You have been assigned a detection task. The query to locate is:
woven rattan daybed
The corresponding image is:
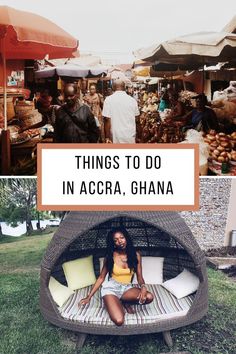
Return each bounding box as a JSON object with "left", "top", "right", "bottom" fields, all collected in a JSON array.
[{"left": 40, "top": 211, "right": 208, "bottom": 349}]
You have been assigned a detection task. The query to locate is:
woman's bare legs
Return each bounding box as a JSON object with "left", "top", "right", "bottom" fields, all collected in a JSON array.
[
  {"left": 121, "top": 287, "right": 154, "bottom": 313},
  {"left": 103, "top": 295, "right": 125, "bottom": 326},
  {"left": 103, "top": 289, "right": 154, "bottom": 324}
]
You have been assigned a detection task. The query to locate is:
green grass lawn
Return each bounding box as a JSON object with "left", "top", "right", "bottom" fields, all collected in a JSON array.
[{"left": 0, "top": 234, "right": 236, "bottom": 354}]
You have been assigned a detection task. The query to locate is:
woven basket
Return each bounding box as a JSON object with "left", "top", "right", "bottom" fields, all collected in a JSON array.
[
  {"left": 15, "top": 102, "right": 35, "bottom": 118},
  {"left": 20, "top": 110, "right": 42, "bottom": 129},
  {"left": 0, "top": 98, "right": 15, "bottom": 120}
]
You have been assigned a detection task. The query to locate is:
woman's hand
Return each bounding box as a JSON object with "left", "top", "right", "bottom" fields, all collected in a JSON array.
[
  {"left": 137, "top": 286, "right": 147, "bottom": 304},
  {"left": 79, "top": 296, "right": 91, "bottom": 306}
]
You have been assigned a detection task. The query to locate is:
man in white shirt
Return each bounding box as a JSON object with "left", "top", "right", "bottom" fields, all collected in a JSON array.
[{"left": 102, "top": 80, "right": 140, "bottom": 143}]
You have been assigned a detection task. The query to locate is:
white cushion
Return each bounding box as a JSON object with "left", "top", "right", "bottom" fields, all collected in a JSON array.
[
  {"left": 162, "top": 269, "right": 200, "bottom": 299},
  {"left": 133, "top": 256, "right": 164, "bottom": 284},
  {"left": 62, "top": 255, "right": 96, "bottom": 290},
  {"left": 48, "top": 276, "right": 74, "bottom": 307}
]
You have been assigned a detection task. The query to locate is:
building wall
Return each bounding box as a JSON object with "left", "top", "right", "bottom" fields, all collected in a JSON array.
[
  {"left": 181, "top": 178, "right": 232, "bottom": 250},
  {"left": 225, "top": 179, "right": 236, "bottom": 246}
]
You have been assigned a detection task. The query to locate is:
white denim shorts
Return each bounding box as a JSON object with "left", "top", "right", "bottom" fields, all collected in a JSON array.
[{"left": 101, "top": 278, "right": 133, "bottom": 299}]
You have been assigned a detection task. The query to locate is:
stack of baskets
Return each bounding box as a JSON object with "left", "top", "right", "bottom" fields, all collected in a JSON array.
[
  {"left": 15, "top": 101, "right": 42, "bottom": 129},
  {"left": 0, "top": 97, "right": 15, "bottom": 121}
]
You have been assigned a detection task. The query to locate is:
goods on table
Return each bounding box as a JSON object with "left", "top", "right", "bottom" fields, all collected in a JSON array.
[
  {"left": 136, "top": 112, "right": 185, "bottom": 143},
  {"left": 179, "top": 90, "right": 198, "bottom": 107},
  {"left": 142, "top": 103, "right": 158, "bottom": 113},
  {"left": 159, "top": 120, "right": 185, "bottom": 143},
  {"left": 1, "top": 99, "right": 43, "bottom": 144},
  {"left": 136, "top": 112, "right": 160, "bottom": 143},
  {"left": 10, "top": 127, "right": 41, "bottom": 145},
  {"left": 159, "top": 108, "right": 172, "bottom": 121},
  {"left": 141, "top": 94, "right": 158, "bottom": 113},
  {"left": 204, "top": 130, "right": 236, "bottom": 175}
]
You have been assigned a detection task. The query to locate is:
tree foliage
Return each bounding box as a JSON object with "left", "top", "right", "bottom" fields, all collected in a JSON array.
[{"left": 0, "top": 179, "right": 37, "bottom": 235}]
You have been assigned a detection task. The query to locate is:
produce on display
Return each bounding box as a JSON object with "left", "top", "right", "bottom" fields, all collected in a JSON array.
[
  {"left": 141, "top": 94, "right": 158, "bottom": 113},
  {"left": 204, "top": 130, "right": 236, "bottom": 174},
  {"left": 136, "top": 112, "right": 185, "bottom": 143},
  {"left": 179, "top": 90, "right": 198, "bottom": 107}
]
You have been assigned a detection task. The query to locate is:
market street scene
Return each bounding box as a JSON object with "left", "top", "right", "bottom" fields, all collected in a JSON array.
[{"left": 0, "top": 1, "right": 236, "bottom": 176}]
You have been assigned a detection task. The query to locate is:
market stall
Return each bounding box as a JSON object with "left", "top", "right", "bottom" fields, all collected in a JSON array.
[
  {"left": 136, "top": 87, "right": 236, "bottom": 175},
  {"left": 134, "top": 31, "right": 236, "bottom": 175},
  {"left": 136, "top": 89, "right": 195, "bottom": 144},
  {"left": 0, "top": 5, "right": 78, "bottom": 175},
  {"left": 0, "top": 92, "right": 54, "bottom": 175},
  {"left": 204, "top": 130, "right": 236, "bottom": 176}
]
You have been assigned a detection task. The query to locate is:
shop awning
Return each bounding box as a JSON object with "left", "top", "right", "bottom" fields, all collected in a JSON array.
[
  {"left": 35, "top": 64, "right": 108, "bottom": 79},
  {"left": 134, "top": 32, "right": 236, "bottom": 67}
]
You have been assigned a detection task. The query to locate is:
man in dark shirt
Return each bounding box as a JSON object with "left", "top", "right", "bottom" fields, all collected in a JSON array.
[{"left": 54, "top": 84, "right": 99, "bottom": 143}]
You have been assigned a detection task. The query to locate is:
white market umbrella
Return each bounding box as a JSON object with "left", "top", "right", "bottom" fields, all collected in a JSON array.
[{"left": 134, "top": 32, "right": 236, "bottom": 68}]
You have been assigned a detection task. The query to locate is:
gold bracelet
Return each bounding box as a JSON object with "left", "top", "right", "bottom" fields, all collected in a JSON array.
[{"left": 140, "top": 284, "right": 146, "bottom": 288}]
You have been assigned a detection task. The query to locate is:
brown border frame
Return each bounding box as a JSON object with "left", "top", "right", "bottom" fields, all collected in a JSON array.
[{"left": 37, "top": 143, "right": 199, "bottom": 211}]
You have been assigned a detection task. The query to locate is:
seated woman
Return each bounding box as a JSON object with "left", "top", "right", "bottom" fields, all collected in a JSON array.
[
  {"left": 169, "top": 92, "right": 185, "bottom": 120},
  {"left": 183, "top": 93, "right": 219, "bottom": 133},
  {"left": 79, "top": 227, "right": 154, "bottom": 326}
]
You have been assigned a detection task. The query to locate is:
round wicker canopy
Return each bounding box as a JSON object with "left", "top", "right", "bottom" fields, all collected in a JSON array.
[
  {"left": 42, "top": 211, "right": 205, "bottom": 269},
  {"left": 40, "top": 211, "right": 208, "bottom": 338}
]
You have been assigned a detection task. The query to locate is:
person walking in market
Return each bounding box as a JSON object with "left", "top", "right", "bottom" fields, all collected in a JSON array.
[
  {"left": 54, "top": 84, "right": 99, "bottom": 143},
  {"left": 102, "top": 79, "right": 140, "bottom": 144},
  {"left": 84, "top": 84, "right": 104, "bottom": 142}
]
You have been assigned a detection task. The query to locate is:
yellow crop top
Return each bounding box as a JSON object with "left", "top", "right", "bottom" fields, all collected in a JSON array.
[{"left": 112, "top": 263, "right": 134, "bottom": 284}]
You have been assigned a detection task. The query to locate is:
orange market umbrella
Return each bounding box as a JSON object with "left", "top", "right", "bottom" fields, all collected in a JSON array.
[
  {"left": 0, "top": 6, "right": 78, "bottom": 174},
  {"left": 0, "top": 6, "right": 78, "bottom": 60}
]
